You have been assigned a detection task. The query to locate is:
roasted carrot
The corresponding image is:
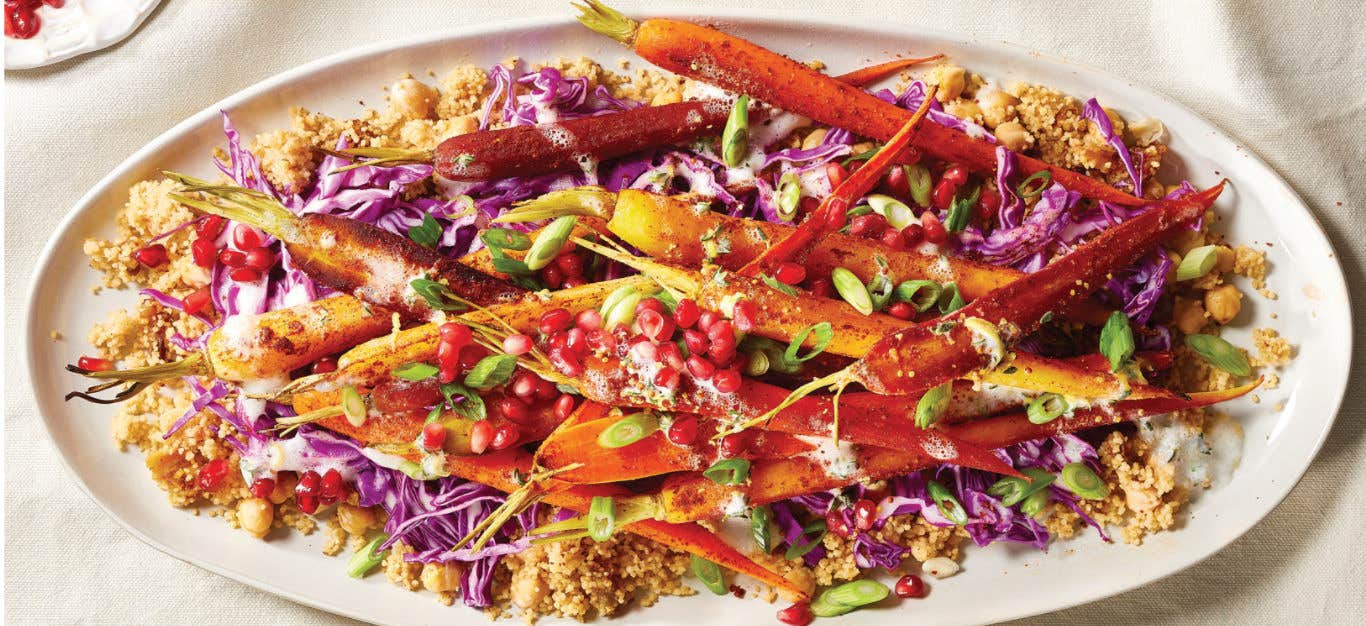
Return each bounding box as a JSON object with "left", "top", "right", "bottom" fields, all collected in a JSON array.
[
  {"left": 576, "top": 1, "right": 1147, "bottom": 207},
  {"left": 833, "top": 55, "right": 944, "bottom": 87},
  {"left": 67, "top": 295, "right": 393, "bottom": 402}
]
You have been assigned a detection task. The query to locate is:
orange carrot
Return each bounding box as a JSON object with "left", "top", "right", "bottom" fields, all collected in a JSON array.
[{"left": 833, "top": 55, "right": 945, "bottom": 87}]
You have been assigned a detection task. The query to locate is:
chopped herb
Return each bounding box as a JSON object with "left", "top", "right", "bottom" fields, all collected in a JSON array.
[
  {"left": 1099, "top": 311, "right": 1136, "bottom": 371},
  {"left": 480, "top": 228, "right": 532, "bottom": 251},
  {"left": 410, "top": 277, "right": 468, "bottom": 312},
  {"left": 463, "top": 354, "right": 519, "bottom": 390},
  {"left": 440, "top": 382, "right": 486, "bottom": 420},
  {"left": 407, "top": 214, "right": 442, "bottom": 249},
  {"left": 761, "top": 274, "right": 799, "bottom": 296},
  {"left": 944, "top": 185, "right": 980, "bottom": 233},
  {"left": 393, "top": 362, "right": 439, "bottom": 381}
]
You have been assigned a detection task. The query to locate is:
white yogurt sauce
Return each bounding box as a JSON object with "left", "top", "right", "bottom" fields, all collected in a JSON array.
[{"left": 1137, "top": 412, "right": 1244, "bottom": 489}]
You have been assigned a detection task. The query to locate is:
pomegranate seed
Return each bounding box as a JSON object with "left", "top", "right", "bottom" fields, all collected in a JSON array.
[
  {"left": 797, "top": 196, "right": 821, "bottom": 219},
  {"left": 76, "top": 356, "right": 113, "bottom": 372},
  {"left": 250, "top": 477, "right": 276, "bottom": 500},
  {"left": 824, "top": 509, "right": 851, "bottom": 538},
  {"left": 629, "top": 339, "right": 658, "bottom": 364},
  {"left": 7, "top": 7, "right": 39, "bottom": 39},
  {"left": 824, "top": 204, "right": 849, "bottom": 231},
  {"left": 575, "top": 308, "right": 602, "bottom": 331},
  {"left": 498, "top": 396, "right": 531, "bottom": 423},
  {"left": 132, "top": 244, "right": 168, "bottom": 268},
  {"left": 553, "top": 394, "right": 576, "bottom": 420},
  {"left": 438, "top": 364, "right": 457, "bottom": 384},
  {"left": 491, "top": 423, "right": 521, "bottom": 450},
  {"left": 197, "top": 458, "right": 229, "bottom": 491},
  {"left": 658, "top": 342, "right": 685, "bottom": 370},
  {"left": 673, "top": 298, "right": 700, "bottom": 328},
  {"left": 440, "top": 322, "right": 473, "bottom": 346},
  {"left": 941, "top": 164, "right": 969, "bottom": 186},
  {"left": 438, "top": 340, "right": 460, "bottom": 368},
  {"left": 197, "top": 215, "right": 226, "bottom": 240},
  {"left": 884, "top": 164, "right": 912, "bottom": 200},
  {"left": 696, "top": 310, "right": 719, "bottom": 333},
  {"left": 635, "top": 298, "right": 666, "bottom": 317},
  {"left": 547, "top": 330, "right": 570, "bottom": 352},
  {"left": 667, "top": 415, "right": 699, "bottom": 445},
  {"left": 977, "top": 188, "right": 1001, "bottom": 221},
  {"left": 458, "top": 345, "right": 489, "bottom": 371},
  {"left": 887, "top": 301, "right": 915, "bottom": 320},
  {"left": 894, "top": 574, "right": 927, "bottom": 599},
  {"left": 808, "top": 277, "right": 834, "bottom": 298},
  {"left": 585, "top": 328, "right": 616, "bottom": 353},
  {"left": 244, "top": 246, "right": 275, "bottom": 271},
  {"left": 541, "top": 264, "right": 564, "bottom": 289},
  {"left": 182, "top": 287, "right": 212, "bottom": 315},
  {"left": 312, "top": 357, "right": 338, "bottom": 374},
  {"left": 921, "top": 213, "right": 948, "bottom": 244},
  {"left": 774, "top": 262, "right": 806, "bottom": 285},
  {"left": 853, "top": 498, "right": 877, "bottom": 531},
  {"left": 232, "top": 224, "right": 261, "bottom": 250},
  {"left": 825, "top": 162, "right": 848, "bottom": 188},
  {"left": 713, "top": 369, "right": 742, "bottom": 393},
  {"left": 732, "top": 300, "right": 757, "bottom": 333},
  {"left": 706, "top": 320, "right": 736, "bottom": 349},
  {"left": 642, "top": 307, "right": 680, "bottom": 341},
  {"left": 682, "top": 329, "right": 710, "bottom": 355},
  {"left": 880, "top": 228, "right": 907, "bottom": 250},
  {"left": 902, "top": 223, "right": 925, "bottom": 246},
  {"left": 535, "top": 377, "right": 558, "bottom": 401},
  {"left": 296, "top": 470, "right": 321, "bottom": 514},
  {"left": 191, "top": 237, "right": 218, "bottom": 268},
  {"left": 653, "top": 366, "right": 681, "bottom": 391},
  {"left": 469, "top": 420, "right": 494, "bottom": 454},
  {"left": 549, "top": 346, "right": 584, "bottom": 377},
  {"left": 511, "top": 372, "right": 538, "bottom": 400},
  {"left": 554, "top": 253, "right": 584, "bottom": 278},
  {"left": 319, "top": 468, "right": 344, "bottom": 505},
  {"left": 932, "top": 179, "right": 958, "bottom": 211},
  {"left": 564, "top": 327, "right": 589, "bottom": 355},
  {"left": 538, "top": 308, "right": 574, "bottom": 335},
  {"left": 230, "top": 268, "right": 261, "bottom": 282},
  {"left": 502, "top": 333, "right": 533, "bottom": 356},
  {"left": 422, "top": 422, "right": 447, "bottom": 451},
  {"left": 685, "top": 354, "right": 715, "bottom": 380},
  {"left": 719, "top": 430, "right": 753, "bottom": 456},
  {"left": 708, "top": 344, "right": 737, "bottom": 366},
  {"left": 849, "top": 213, "right": 888, "bottom": 239},
  {"left": 776, "top": 603, "right": 814, "bottom": 626},
  {"left": 218, "top": 249, "right": 246, "bottom": 268}
]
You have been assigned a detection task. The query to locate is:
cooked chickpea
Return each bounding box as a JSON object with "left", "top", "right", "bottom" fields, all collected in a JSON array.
[
  {"left": 268, "top": 471, "right": 297, "bottom": 505},
  {"left": 389, "top": 78, "right": 438, "bottom": 120},
  {"left": 650, "top": 90, "right": 682, "bottom": 106},
  {"left": 976, "top": 88, "right": 1019, "bottom": 127},
  {"left": 801, "top": 127, "right": 828, "bottom": 151},
  {"left": 1127, "top": 117, "right": 1165, "bottom": 145},
  {"left": 850, "top": 141, "right": 875, "bottom": 155},
  {"left": 510, "top": 568, "right": 548, "bottom": 608},
  {"left": 1168, "top": 229, "right": 1205, "bottom": 256},
  {"left": 237, "top": 497, "right": 274, "bottom": 539},
  {"left": 421, "top": 562, "right": 464, "bottom": 593},
  {"left": 337, "top": 503, "right": 377, "bottom": 536},
  {"left": 943, "top": 99, "right": 982, "bottom": 122},
  {"left": 931, "top": 65, "right": 967, "bottom": 102},
  {"left": 994, "top": 121, "right": 1030, "bottom": 152},
  {"left": 1213, "top": 245, "right": 1236, "bottom": 273},
  {"left": 1173, "top": 297, "right": 1207, "bottom": 335},
  {"left": 1204, "top": 284, "right": 1243, "bottom": 324}
]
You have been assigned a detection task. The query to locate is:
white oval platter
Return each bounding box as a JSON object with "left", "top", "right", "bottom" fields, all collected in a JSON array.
[{"left": 22, "top": 11, "right": 1351, "bottom": 626}]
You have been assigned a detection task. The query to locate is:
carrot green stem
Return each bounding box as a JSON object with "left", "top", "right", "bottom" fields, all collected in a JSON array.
[
  {"left": 494, "top": 187, "right": 617, "bottom": 224},
  {"left": 572, "top": 0, "right": 639, "bottom": 45}
]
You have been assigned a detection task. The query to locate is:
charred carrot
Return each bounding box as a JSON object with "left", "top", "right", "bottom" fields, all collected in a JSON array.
[
  {"left": 833, "top": 55, "right": 944, "bottom": 87},
  {"left": 575, "top": 1, "right": 1147, "bottom": 207},
  {"left": 737, "top": 87, "right": 935, "bottom": 277},
  {"left": 67, "top": 295, "right": 392, "bottom": 402}
]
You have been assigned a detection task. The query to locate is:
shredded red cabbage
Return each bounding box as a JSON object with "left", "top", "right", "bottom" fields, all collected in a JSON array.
[
  {"left": 1081, "top": 98, "right": 1141, "bottom": 193},
  {"left": 874, "top": 81, "right": 995, "bottom": 141}
]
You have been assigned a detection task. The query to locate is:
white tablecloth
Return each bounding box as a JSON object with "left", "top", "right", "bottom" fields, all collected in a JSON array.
[{"left": 6, "top": 1, "right": 1365, "bottom": 623}]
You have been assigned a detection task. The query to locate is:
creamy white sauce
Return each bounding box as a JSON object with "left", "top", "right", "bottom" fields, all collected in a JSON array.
[
  {"left": 239, "top": 434, "right": 363, "bottom": 485},
  {"left": 722, "top": 492, "right": 750, "bottom": 518},
  {"left": 797, "top": 434, "right": 859, "bottom": 479},
  {"left": 1137, "top": 412, "right": 1244, "bottom": 489}
]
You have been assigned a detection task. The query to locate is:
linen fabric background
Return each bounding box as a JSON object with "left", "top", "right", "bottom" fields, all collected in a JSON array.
[{"left": 5, "top": 1, "right": 1364, "bottom": 623}]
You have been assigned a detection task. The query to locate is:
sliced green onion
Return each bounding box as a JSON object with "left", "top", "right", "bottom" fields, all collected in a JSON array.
[
  {"left": 776, "top": 171, "right": 801, "bottom": 222},
  {"left": 915, "top": 381, "right": 952, "bottom": 429},
  {"left": 937, "top": 281, "right": 965, "bottom": 314},
  {"left": 866, "top": 194, "right": 915, "bottom": 230},
  {"left": 392, "top": 362, "right": 438, "bottom": 381},
  {"left": 866, "top": 274, "right": 895, "bottom": 312},
  {"left": 844, "top": 204, "right": 874, "bottom": 219},
  {"left": 586, "top": 495, "right": 616, "bottom": 542},
  {"left": 744, "top": 349, "right": 771, "bottom": 377},
  {"left": 340, "top": 385, "right": 366, "bottom": 427},
  {"left": 927, "top": 480, "right": 968, "bottom": 525},
  {"left": 603, "top": 290, "right": 645, "bottom": 330},
  {"left": 599, "top": 283, "right": 638, "bottom": 317},
  {"left": 691, "top": 555, "right": 727, "bottom": 595},
  {"left": 596, "top": 412, "right": 659, "bottom": 448},
  {"left": 721, "top": 95, "right": 750, "bottom": 167},
  {"left": 1176, "top": 245, "right": 1219, "bottom": 281},
  {"left": 1016, "top": 171, "right": 1052, "bottom": 199},
  {"left": 463, "top": 354, "right": 518, "bottom": 390},
  {"left": 831, "top": 267, "right": 873, "bottom": 315},
  {"left": 944, "top": 185, "right": 980, "bottom": 233},
  {"left": 480, "top": 227, "right": 532, "bottom": 251},
  {"left": 783, "top": 322, "right": 834, "bottom": 364},
  {"left": 1060, "top": 462, "right": 1109, "bottom": 500},
  {"left": 906, "top": 164, "right": 932, "bottom": 207},
  {"left": 347, "top": 533, "right": 391, "bottom": 578},
  {"left": 751, "top": 506, "right": 774, "bottom": 552},
  {"left": 812, "top": 579, "right": 890, "bottom": 617},
  {"left": 895, "top": 279, "right": 941, "bottom": 312},
  {"left": 1027, "top": 393, "right": 1069, "bottom": 424},
  {"left": 703, "top": 458, "right": 751, "bottom": 485},
  {"left": 1099, "top": 310, "right": 1135, "bottom": 372},
  {"left": 987, "top": 468, "right": 1056, "bottom": 506},
  {"left": 1020, "top": 488, "right": 1051, "bottom": 517},
  {"left": 1185, "top": 333, "right": 1251, "bottom": 376},
  {"left": 523, "top": 215, "right": 577, "bottom": 271}
]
